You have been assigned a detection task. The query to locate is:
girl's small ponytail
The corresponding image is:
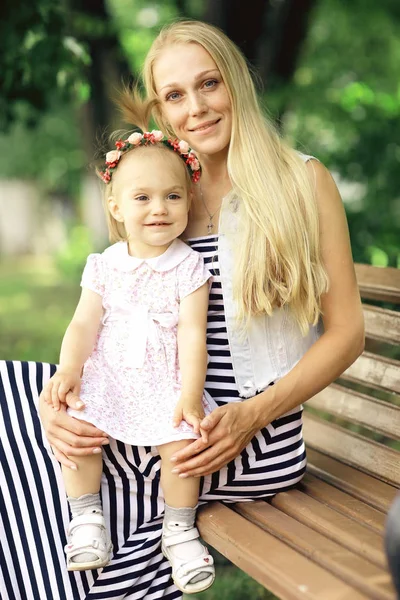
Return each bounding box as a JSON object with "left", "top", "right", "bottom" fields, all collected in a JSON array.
[{"left": 116, "top": 85, "right": 157, "bottom": 133}]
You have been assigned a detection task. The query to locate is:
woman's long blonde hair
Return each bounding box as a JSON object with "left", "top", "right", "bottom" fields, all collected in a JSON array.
[{"left": 143, "top": 20, "right": 329, "bottom": 333}]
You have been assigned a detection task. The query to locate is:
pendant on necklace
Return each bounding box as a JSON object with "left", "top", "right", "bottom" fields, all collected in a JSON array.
[{"left": 207, "top": 219, "right": 214, "bottom": 234}]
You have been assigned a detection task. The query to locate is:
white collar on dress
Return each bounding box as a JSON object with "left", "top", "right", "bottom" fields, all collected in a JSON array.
[{"left": 102, "top": 238, "right": 193, "bottom": 272}]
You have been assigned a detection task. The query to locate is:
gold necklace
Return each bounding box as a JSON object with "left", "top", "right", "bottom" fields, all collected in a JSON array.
[{"left": 198, "top": 184, "right": 222, "bottom": 234}]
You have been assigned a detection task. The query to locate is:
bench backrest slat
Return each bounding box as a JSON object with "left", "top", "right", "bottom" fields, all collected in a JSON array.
[
  {"left": 363, "top": 305, "right": 400, "bottom": 344},
  {"left": 355, "top": 264, "right": 400, "bottom": 303},
  {"left": 307, "top": 383, "right": 400, "bottom": 439},
  {"left": 307, "top": 448, "right": 397, "bottom": 512},
  {"left": 305, "top": 264, "right": 400, "bottom": 483},
  {"left": 343, "top": 352, "right": 400, "bottom": 394},
  {"left": 303, "top": 413, "right": 400, "bottom": 486}
]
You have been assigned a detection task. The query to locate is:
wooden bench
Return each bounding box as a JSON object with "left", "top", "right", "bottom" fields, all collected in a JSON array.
[{"left": 198, "top": 263, "right": 400, "bottom": 600}]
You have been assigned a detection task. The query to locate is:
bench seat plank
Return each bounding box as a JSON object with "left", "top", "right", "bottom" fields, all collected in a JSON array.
[
  {"left": 198, "top": 263, "right": 400, "bottom": 599},
  {"left": 307, "top": 448, "right": 398, "bottom": 512},
  {"left": 307, "top": 384, "right": 400, "bottom": 439},
  {"left": 343, "top": 352, "right": 400, "bottom": 394},
  {"left": 299, "top": 473, "right": 386, "bottom": 534},
  {"left": 303, "top": 413, "right": 400, "bottom": 485},
  {"left": 270, "top": 489, "right": 386, "bottom": 568},
  {"left": 197, "top": 502, "right": 369, "bottom": 600},
  {"left": 235, "top": 502, "right": 395, "bottom": 600}
]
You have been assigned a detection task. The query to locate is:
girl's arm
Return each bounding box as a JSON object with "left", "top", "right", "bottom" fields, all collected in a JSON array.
[
  {"left": 169, "top": 161, "right": 365, "bottom": 477},
  {"left": 42, "top": 288, "right": 103, "bottom": 410},
  {"left": 173, "top": 281, "right": 209, "bottom": 440}
]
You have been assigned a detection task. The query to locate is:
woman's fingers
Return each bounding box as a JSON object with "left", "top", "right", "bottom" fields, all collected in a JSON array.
[
  {"left": 200, "top": 408, "right": 224, "bottom": 431},
  {"left": 170, "top": 436, "right": 208, "bottom": 462},
  {"left": 50, "top": 432, "right": 104, "bottom": 457},
  {"left": 42, "top": 384, "right": 52, "bottom": 405},
  {"left": 46, "top": 403, "right": 107, "bottom": 439},
  {"left": 177, "top": 450, "right": 234, "bottom": 478},
  {"left": 50, "top": 445, "right": 78, "bottom": 470},
  {"left": 49, "top": 426, "right": 107, "bottom": 450},
  {"left": 200, "top": 426, "right": 209, "bottom": 444},
  {"left": 39, "top": 395, "right": 108, "bottom": 450}
]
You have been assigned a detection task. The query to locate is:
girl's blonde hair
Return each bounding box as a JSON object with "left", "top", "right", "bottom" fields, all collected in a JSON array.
[
  {"left": 143, "top": 20, "right": 329, "bottom": 333},
  {"left": 101, "top": 89, "right": 192, "bottom": 243}
]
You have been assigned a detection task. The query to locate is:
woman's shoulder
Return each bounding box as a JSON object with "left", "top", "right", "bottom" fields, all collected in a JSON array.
[{"left": 297, "top": 151, "right": 319, "bottom": 164}]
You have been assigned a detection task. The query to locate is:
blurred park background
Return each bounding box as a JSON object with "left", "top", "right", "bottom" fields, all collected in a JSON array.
[
  {"left": 1, "top": 0, "right": 400, "bottom": 364},
  {"left": 1, "top": 1, "right": 399, "bottom": 597}
]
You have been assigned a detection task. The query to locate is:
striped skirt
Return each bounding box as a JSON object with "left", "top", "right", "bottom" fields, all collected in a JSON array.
[{"left": 0, "top": 361, "right": 306, "bottom": 600}]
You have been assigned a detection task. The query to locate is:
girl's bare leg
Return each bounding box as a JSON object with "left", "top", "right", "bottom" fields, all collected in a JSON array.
[
  {"left": 158, "top": 440, "right": 200, "bottom": 508},
  {"left": 157, "top": 440, "right": 214, "bottom": 591},
  {"left": 62, "top": 453, "right": 112, "bottom": 568},
  {"left": 62, "top": 453, "right": 103, "bottom": 498}
]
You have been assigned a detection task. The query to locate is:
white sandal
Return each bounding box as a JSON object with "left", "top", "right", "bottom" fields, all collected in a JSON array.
[
  {"left": 161, "top": 526, "right": 215, "bottom": 594},
  {"left": 65, "top": 513, "right": 113, "bottom": 571}
]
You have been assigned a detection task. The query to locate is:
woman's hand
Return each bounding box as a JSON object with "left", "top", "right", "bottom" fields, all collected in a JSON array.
[
  {"left": 170, "top": 399, "right": 263, "bottom": 477},
  {"left": 38, "top": 390, "right": 109, "bottom": 470}
]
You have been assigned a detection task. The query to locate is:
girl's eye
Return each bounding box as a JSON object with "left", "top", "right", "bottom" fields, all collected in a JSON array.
[
  {"left": 166, "top": 91, "right": 181, "bottom": 102},
  {"left": 135, "top": 195, "right": 149, "bottom": 202},
  {"left": 168, "top": 193, "right": 181, "bottom": 200}
]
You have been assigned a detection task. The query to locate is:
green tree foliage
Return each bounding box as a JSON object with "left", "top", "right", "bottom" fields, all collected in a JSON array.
[
  {"left": 0, "top": 0, "right": 89, "bottom": 130},
  {"left": 275, "top": 0, "right": 400, "bottom": 265},
  {"left": 0, "top": 0, "right": 398, "bottom": 264}
]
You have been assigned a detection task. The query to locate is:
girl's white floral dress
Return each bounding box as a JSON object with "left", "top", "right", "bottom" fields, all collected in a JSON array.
[{"left": 69, "top": 239, "right": 215, "bottom": 445}]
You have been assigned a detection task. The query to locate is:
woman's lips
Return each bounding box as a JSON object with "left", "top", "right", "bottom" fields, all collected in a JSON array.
[{"left": 190, "top": 119, "right": 220, "bottom": 134}]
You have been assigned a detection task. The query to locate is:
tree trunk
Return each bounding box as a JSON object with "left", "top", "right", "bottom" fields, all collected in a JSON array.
[
  {"left": 203, "top": 0, "right": 317, "bottom": 89},
  {"left": 67, "top": 0, "right": 133, "bottom": 244}
]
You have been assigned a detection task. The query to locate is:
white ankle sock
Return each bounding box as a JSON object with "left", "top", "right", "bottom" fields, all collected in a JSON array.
[
  {"left": 67, "top": 493, "right": 103, "bottom": 563},
  {"left": 68, "top": 493, "right": 102, "bottom": 519}
]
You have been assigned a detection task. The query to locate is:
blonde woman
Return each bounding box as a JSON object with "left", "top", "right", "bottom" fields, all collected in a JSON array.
[{"left": 4, "top": 19, "right": 364, "bottom": 600}]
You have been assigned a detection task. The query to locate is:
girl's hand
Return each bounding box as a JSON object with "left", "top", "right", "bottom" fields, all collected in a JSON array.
[
  {"left": 38, "top": 390, "right": 109, "bottom": 469},
  {"left": 170, "top": 400, "right": 263, "bottom": 477},
  {"left": 42, "top": 369, "right": 81, "bottom": 412},
  {"left": 173, "top": 395, "right": 208, "bottom": 443}
]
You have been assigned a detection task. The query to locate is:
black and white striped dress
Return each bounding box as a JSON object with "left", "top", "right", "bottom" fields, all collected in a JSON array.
[{"left": 0, "top": 235, "right": 306, "bottom": 600}]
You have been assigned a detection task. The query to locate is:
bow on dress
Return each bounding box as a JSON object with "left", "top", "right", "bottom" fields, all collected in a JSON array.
[{"left": 103, "top": 304, "right": 179, "bottom": 368}]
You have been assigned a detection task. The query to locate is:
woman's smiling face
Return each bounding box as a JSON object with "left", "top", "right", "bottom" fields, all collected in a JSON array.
[{"left": 153, "top": 43, "right": 232, "bottom": 159}]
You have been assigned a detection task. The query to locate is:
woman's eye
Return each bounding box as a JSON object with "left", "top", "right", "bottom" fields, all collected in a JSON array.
[
  {"left": 166, "top": 91, "right": 181, "bottom": 101},
  {"left": 204, "top": 79, "right": 218, "bottom": 89}
]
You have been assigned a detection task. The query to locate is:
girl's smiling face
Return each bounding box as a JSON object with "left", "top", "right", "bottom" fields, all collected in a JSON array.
[
  {"left": 153, "top": 43, "right": 232, "bottom": 160},
  {"left": 108, "top": 148, "right": 190, "bottom": 258}
]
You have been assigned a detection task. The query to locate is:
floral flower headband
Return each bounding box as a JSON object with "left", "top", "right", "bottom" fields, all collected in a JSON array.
[{"left": 98, "top": 130, "right": 201, "bottom": 184}]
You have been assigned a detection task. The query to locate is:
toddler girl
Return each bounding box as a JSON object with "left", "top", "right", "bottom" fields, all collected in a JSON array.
[{"left": 42, "top": 128, "right": 216, "bottom": 594}]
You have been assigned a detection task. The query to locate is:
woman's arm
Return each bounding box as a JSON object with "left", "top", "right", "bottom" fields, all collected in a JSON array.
[
  {"left": 170, "top": 161, "right": 365, "bottom": 477},
  {"left": 173, "top": 282, "right": 209, "bottom": 440}
]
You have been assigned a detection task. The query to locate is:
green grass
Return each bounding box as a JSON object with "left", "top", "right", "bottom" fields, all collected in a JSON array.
[
  {"left": 184, "top": 550, "right": 277, "bottom": 599},
  {"left": 0, "top": 257, "right": 80, "bottom": 363}
]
